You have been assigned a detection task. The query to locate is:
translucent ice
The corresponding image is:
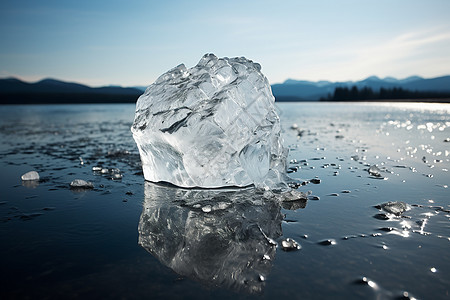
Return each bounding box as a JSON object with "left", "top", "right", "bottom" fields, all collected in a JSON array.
[
  {"left": 131, "top": 54, "right": 287, "bottom": 189},
  {"left": 379, "top": 201, "right": 410, "bottom": 215},
  {"left": 368, "top": 165, "right": 381, "bottom": 177},
  {"left": 69, "top": 179, "right": 94, "bottom": 189},
  {"left": 281, "top": 238, "right": 301, "bottom": 251},
  {"left": 21, "top": 171, "right": 39, "bottom": 181}
]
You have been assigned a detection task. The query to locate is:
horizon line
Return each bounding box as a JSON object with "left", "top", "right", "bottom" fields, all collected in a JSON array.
[{"left": 2, "top": 73, "right": 450, "bottom": 89}]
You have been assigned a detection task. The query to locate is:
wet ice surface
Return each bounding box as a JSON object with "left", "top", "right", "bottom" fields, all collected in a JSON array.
[{"left": 0, "top": 103, "right": 449, "bottom": 299}]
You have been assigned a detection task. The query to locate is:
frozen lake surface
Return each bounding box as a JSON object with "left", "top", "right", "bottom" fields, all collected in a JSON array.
[{"left": 0, "top": 102, "right": 449, "bottom": 299}]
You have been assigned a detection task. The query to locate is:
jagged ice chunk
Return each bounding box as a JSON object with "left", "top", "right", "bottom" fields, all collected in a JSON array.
[{"left": 131, "top": 54, "right": 287, "bottom": 188}]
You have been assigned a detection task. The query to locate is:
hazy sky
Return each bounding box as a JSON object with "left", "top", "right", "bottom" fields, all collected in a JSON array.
[{"left": 1, "top": 0, "right": 449, "bottom": 86}]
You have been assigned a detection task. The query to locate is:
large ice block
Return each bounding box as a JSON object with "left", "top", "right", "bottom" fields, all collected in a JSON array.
[{"left": 131, "top": 54, "right": 287, "bottom": 188}]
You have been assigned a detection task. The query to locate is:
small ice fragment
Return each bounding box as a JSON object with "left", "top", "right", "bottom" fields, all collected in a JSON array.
[
  {"left": 111, "top": 173, "right": 123, "bottom": 180},
  {"left": 101, "top": 168, "right": 109, "bottom": 174},
  {"left": 258, "top": 274, "right": 265, "bottom": 282},
  {"left": 21, "top": 171, "right": 39, "bottom": 181},
  {"left": 79, "top": 157, "right": 84, "bottom": 165},
  {"left": 310, "top": 178, "right": 321, "bottom": 184},
  {"left": 262, "top": 254, "right": 271, "bottom": 260},
  {"left": 378, "top": 201, "right": 410, "bottom": 215},
  {"left": 92, "top": 166, "right": 102, "bottom": 171},
  {"left": 70, "top": 179, "right": 94, "bottom": 189},
  {"left": 357, "top": 276, "right": 377, "bottom": 289},
  {"left": 430, "top": 267, "right": 437, "bottom": 273},
  {"left": 281, "top": 238, "right": 301, "bottom": 251},
  {"left": 401, "top": 291, "right": 417, "bottom": 300},
  {"left": 318, "top": 239, "right": 336, "bottom": 246},
  {"left": 201, "top": 205, "right": 212, "bottom": 213},
  {"left": 368, "top": 165, "right": 382, "bottom": 177}
]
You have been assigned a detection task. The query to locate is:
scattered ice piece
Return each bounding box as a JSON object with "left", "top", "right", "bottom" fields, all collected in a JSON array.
[
  {"left": 377, "top": 201, "right": 410, "bottom": 215},
  {"left": 111, "top": 173, "right": 123, "bottom": 180},
  {"left": 379, "top": 227, "right": 395, "bottom": 232},
  {"left": 430, "top": 267, "right": 437, "bottom": 273},
  {"left": 201, "top": 205, "right": 212, "bottom": 213},
  {"left": 357, "top": 276, "right": 378, "bottom": 289},
  {"left": 101, "top": 168, "right": 109, "bottom": 174},
  {"left": 281, "top": 238, "right": 301, "bottom": 251},
  {"left": 70, "top": 179, "right": 94, "bottom": 189},
  {"left": 368, "top": 165, "right": 382, "bottom": 177},
  {"left": 262, "top": 254, "right": 271, "bottom": 260},
  {"left": 318, "top": 239, "right": 336, "bottom": 246},
  {"left": 258, "top": 274, "right": 265, "bottom": 282},
  {"left": 21, "top": 171, "right": 39, "bottom": 181},
  {"left": 131, "top": 53, "right": 288, "bottom": 189},
  {"left": 310, "top": 178, "right": 321, "bottom": 184},
  {"left": 401, "top": 291, "right": 417, "bottom": 300},
  {"left": 92, "top": 166, "right": 102, "bottom": 171}
]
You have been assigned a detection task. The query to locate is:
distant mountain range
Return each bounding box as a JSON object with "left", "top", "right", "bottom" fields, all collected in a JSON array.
[
  {"left": 272, "top": 75, "right": 450, "bottom": 101},
  {"left": 1, "top": 75, "right": 450, "bottom": 104},
  {"left": 0, "top": 77, "right": 143, "bottom": 104}
]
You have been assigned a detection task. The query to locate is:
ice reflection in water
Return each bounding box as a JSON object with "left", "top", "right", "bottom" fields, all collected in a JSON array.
[{"left": 138, "top": 182, "right": 285, "bottom": 293}]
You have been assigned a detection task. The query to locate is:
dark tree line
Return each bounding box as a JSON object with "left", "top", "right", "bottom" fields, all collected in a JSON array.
[{"left": 322, "top": 86, "right": 450, "bottom": 102}]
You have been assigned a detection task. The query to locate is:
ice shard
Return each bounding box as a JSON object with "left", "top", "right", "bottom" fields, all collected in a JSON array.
[{"left": 131, "top": 54, "right": 287, "bottom": 188}]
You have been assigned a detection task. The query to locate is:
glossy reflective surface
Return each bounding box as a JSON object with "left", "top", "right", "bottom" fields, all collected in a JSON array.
[{"left": 0, "top": 103, "right": 448, "bottom": 299}]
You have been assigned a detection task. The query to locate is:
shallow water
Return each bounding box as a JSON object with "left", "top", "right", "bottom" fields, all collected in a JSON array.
[{"left": 0, "top": 102, "right": 448, "bottom": 299}]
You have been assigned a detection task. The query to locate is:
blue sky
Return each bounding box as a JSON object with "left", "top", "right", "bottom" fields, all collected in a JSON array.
[{"left": 1, "top": 0, "right": 449, "bottom": 86}]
